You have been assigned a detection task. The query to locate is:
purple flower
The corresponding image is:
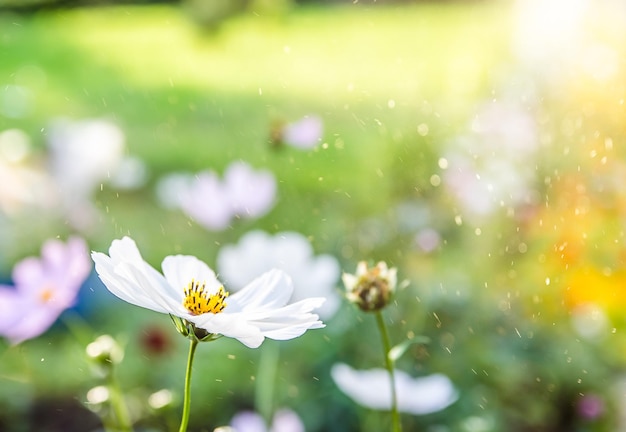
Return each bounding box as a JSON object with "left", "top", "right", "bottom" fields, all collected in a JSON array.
[
  {"left": 577, "top": 394, "right": 604, "bottom": 420},
  {"left": 156, "top": 161, "right": 277, "bottom": 231},
  {"left": 0, "top": 236, "right": 91, "bottom": 344},
  {"left": 223, "top": 162, "right": 277, "bottom": 220},
  {"left": 179, "top": 170, "right": 233, "bottom": 231}
]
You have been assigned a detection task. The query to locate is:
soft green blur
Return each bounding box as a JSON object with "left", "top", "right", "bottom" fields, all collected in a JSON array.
[{"left": 1, "top": 1, "right": 625, "bottom": 431}]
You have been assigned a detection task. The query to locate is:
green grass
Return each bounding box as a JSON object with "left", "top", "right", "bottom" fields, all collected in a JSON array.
[{"left": 0, "top": 1, "right": 511, "bottom": 266}]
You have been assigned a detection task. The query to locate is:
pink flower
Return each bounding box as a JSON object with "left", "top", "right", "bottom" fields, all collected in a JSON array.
[
  {"left": 577, "top": 394, "right": 604, "bottom": 420},
  {"left": 156, "top": 161, "right": 277, "bottom": 231},
  {"left": 281, "top": 115, "right": 323, "bottom": 150},
  {"left": 0, "top": 236, "right": 91, "bottom": 344}
]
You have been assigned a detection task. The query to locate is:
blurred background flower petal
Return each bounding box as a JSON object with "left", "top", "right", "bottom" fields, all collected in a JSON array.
[
  {"left": 331, "top": 363, "right": 457, "bottom": 415},
  {"left": 217, "top": 230, "right": 340, "bottom": 319}
]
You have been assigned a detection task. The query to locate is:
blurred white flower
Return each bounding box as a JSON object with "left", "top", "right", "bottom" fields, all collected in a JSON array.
[
  {"left": 45, "top": 118, "right": 146, "bottom": 229},
  {"left": 107, "top": 155, "right": 148, "bottom": 190},
  {"left": 0, "top": 129, "right": 56, "bottom": 215},
  {"left": 92, "top": 236, "right": 324, "bottom": 348},
  {"left": 217, "top": 230, "right": 341, "bottom": 319},
  {"left": 331, "top": 363, "right": 457, "bottom": 415},
  {"left": 229, "top": 409, "right": 305, "bottom": 432},
  {"left": 155, "top": 172, "right": 193, "bottom": 210},
  {"left": 281, "top": 115, "right": 323, "bottom": 149},
  {"left": 443, "top": 100, "right": 539, "bottom": 217},
  {"left": 46, "top": 118, "right": 126, "bottom": 200},
  {"left": 156, "top": 161, "right": 277, "bottom": 231}
]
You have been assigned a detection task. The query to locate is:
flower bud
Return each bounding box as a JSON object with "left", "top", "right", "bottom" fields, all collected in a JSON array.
[
  {"left": 342, "top": 261, "right": 397, "bottom": 312},
  {"left": 86, "top": 334, "right": 124, "bottom": 378}
]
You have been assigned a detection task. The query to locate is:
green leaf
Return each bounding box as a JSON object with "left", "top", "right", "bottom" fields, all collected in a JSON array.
[{"left": 388, "top": 335, "right": 430, "bottom": 362}]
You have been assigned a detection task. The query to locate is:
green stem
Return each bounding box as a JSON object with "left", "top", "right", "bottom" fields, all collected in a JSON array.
[
  {"left": 376, "top": 311, "right": 401, "bottom": 432},
  {"left": 254, "top": 340, "right": 280, "bottom": 425},
  {"left": 109, "top": 371, "right": 133, "bottom": 432},
  {"left": 179, "top": 338, "right": 199, "bottom": 432}
]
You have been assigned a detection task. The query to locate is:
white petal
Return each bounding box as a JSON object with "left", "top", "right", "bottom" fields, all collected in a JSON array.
[
  {"left": 341, "top": 273, "right": 358, "bottom": 291},
  {"left": 92, "top": 237, "right": 182, "bottom": 314},
  {"left": 191, "top": 312, "right": 264, "bottom": 348},
  {"left": 230, "top": 411, "right": 267, "bottom": 432},
  {"left": 234, "top": 297, "right": 325, "bottom": 340},
  {"left": 331, "top": 363, "right": 457, "bottom": 415},
  {"left": 270, "top": 409, "right": 305, "bottom": 432},
  {"left": 228, "top": 269, "right": 293, "bottom": 312},
  {"left": 162, "top": 255, "right": 222, "bottom": 295},
  {"left": 191, "top": 290, "right": 324, "bottom": 347}
]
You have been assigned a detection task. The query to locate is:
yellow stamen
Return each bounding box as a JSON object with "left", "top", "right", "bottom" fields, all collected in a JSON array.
[
  {"left": 39, "top": 286, "right": 54, "bottom": 303},
  {"left": 183, "top": 279, "right": 229, "bottom": 315}
]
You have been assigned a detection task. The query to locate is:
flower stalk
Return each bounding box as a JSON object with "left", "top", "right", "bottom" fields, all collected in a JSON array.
[
  {"left": 109, "top": 371, "right": 133, "bottom": 432},
  {"left": 254, "top": 340, "right": 280, "bottom": 426},
  {"left": 376, "top": 311, "right": 401, "bottom": 432},
  {"left": 179, "top": 337, "right": 199, "bottom": 432}
]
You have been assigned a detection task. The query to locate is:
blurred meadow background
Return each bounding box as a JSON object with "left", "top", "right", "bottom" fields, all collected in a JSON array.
[{"left": 1, "top": 0, "right": 626, "bottom": 430}]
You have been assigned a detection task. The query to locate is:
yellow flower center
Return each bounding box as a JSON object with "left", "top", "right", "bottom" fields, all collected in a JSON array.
[
  {"left": 39, "top": 286, "right": 54, "bottom": 303},
  {"left": 183, "top": 279, "right": 229, "bottom": 315}
]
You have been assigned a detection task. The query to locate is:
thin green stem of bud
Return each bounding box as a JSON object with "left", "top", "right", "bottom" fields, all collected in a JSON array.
[{"left": 376, "top": 311, "right": 402, "bottom": 432}]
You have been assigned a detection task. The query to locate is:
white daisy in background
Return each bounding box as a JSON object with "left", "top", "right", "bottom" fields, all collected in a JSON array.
[
  {"left": 331, "top": 363, "right": 457, "bottom": 415},
  {"left": 155, "top": 161, "right": 277, "bottom": 231},
  {"left": 227, "top": 408, "right": 305, "bottom": 432},
  {"left": 46, "top": 118, "right": 126, "bottom": 200},
  {"left": 45, "top": 118, "right": 147, "bottom": 230},
  {"left": 217, "top": 230, "right": 341, "bottom": 319},
  {"left": 91, "top": 237, "right": 325, "bottom": 348}
]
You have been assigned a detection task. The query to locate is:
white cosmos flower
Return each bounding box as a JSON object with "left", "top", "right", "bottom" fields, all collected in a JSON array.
[
  {"left": 217, "top": 230, "right": 340, "bottom": 319},
  {"left": 331, "top": 363, "right": 457, "bottom": 415},
  {"left": 91, "top": 237, "right": 325, "bottom": 348}
]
